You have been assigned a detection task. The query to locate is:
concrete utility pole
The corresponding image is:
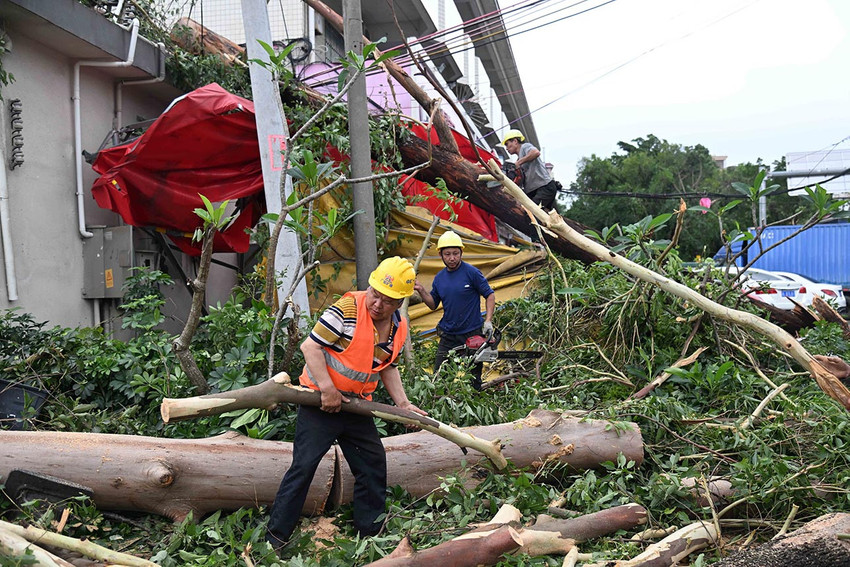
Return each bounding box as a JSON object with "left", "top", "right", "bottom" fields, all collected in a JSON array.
[
  {"left": 241, "top": 0, "right": 310, "bottom": 317},
  {"left": 343, "top": 0, "right": 379, "bottom": 288}
]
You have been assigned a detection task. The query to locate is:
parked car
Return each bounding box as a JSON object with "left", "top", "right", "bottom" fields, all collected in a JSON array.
[
  {"left": 724, "top": 267, "right": 805, "bottom": 311},
  {"left": 769, "top": 271, "right": 847, "bottom": 313}
]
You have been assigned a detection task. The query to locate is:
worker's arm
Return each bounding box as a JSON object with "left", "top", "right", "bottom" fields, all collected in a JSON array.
[
  {"left": 381, "top": 365, "right": 427, "bottom": 416},
  {"left": 413, "top": 281, "right": 437, "bottom": 310},
  {"left": 484, "top": 292, "right": 496, "bottom": 324},
  {"left": 516, "top": 146, "right": 540, "bottom": 166},
  {"left": 301, "top": 337, "right": 348, "bottom": 412}
]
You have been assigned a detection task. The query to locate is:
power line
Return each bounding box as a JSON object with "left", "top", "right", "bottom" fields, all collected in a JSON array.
[{"left": 566, "top": 166, "right": 850, "bottom": 200}]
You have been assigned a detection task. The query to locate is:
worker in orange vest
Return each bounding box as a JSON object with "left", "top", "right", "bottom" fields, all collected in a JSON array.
[{"left": 266, "top": 257, "right": 427, "bottom": 552}]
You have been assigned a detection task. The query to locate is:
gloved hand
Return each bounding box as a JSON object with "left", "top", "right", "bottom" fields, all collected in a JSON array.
[{"left": 482, "top": 321, "right": 494, "bottom": 339}]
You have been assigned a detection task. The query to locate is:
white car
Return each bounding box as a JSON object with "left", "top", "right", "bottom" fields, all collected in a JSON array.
[
  {"left": 769, "top": 271, "right": 847, "bottom": 312},
  {"left": 723, "top": 266, "right": 804, "bottom": 310}
]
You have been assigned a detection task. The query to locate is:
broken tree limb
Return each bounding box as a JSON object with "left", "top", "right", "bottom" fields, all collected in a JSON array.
[
  {"left": 739, "top": 383, "right": 790, "bottom": 430},
  {"left": 812, "top": 295, "right": 850, "bottom": 339},
  {"left": 0, "top": 521, "right": 159, "bottom": 567},
  {"left": 160, "top": 372, "right": 507, "bottom": 470},
  {"left": 630, "top": 346, "right": 708, "bottom": 400},
  {"left": 365, "top": 504, "right": 576, "bottom": 566},
  {"left": 0, "top": 411, "right": 641, "bottom": 523},
  {"left": 596, "top": 522, "right": 718, "bottom": 567},
  {"left": 531, "top": 503, "right": 648, "bottom": 542},
  {"left": 365, "top": 525, "right": 525, "bottom": 567},
  {"left": 483, "top": 161, "right": 850, "bottom": 411},
  {"left": 0, "top": 525, "right": 75, "bottom": 567}
]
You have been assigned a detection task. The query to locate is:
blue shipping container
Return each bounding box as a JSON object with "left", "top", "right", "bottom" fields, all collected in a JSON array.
[{"left": 713, "top": 223, "right": 850, "bottom": 288}]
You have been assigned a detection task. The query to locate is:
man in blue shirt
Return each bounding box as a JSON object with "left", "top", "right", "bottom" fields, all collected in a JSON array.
[{"left": 414, "top": 230, "right": 496, "bottom": 390}]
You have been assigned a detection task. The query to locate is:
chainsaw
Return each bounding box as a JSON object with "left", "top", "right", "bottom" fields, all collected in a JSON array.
[{"left": 451, "top": 329, "right": 543, "bottom": 364}]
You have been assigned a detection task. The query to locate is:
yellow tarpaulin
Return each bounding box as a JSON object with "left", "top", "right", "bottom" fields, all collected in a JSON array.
[{"left": 306, "top": 205, "right": 546, "bottom": 333}]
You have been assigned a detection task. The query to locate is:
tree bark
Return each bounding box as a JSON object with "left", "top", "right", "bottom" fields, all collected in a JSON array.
[
  {"left": 531, "top": 503, "right": 648, "bottom": 542},
  {"left": 714, "top": 513, "right": 850, "bottom": 567},
  {"left": 600, "top": 522, "right": 718, "bottom": 567},
  {"left": 0, "top": 411, "right": 642, "bottom": 522},
  {"left": 171, "top": 17, "right": 246, "bottom": 66},
  {"left": 365, "top": 525, "right": 526, "bottom": 567},
  {"left": 397, "top": 134, "right": 597, "bottom": 263},
  {"left": 352, "top": 409, "right": 643, "bottom": 506},
  {"left": 364, "top": 504, "right": 577, "bottom": 567},
  {"left": 171, "top": 225, "right": 215, "bottom": 395}
]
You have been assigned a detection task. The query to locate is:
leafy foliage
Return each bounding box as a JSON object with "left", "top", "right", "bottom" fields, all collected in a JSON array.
[{"left": 566, "top": 136, "right": 821, "bottom": 260}]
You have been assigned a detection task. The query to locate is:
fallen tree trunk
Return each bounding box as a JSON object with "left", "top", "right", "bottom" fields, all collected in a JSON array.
[
  {"left": 714, "top": 513, "right": 850, "bottom": 567},
  {"left": 161, "top": 372, "right": 507, "bottom": 470},
  {"left": 0, "top": 410, "right": 642, "bottom": 522},
  {"left": 397, "top": 134, "right": 598, "bottom": 263},
  {"left": 342, "top": 409, "right": 643, "bottom": 506},
  {"left": 484, "top": 164, "right": 850, "bottom": 411}
]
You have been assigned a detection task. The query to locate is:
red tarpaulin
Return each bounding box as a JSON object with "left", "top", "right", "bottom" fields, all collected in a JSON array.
[
  {"left": 90, "top": 83, "right": 499, "bottom": 255},
  {"left": 91, "top": 83, "right": 264, "bottom": 255}
]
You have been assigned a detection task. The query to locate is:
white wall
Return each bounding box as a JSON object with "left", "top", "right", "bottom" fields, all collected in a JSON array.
[{"left": 0, "top": 27, "right": 208, "bottom": 331}]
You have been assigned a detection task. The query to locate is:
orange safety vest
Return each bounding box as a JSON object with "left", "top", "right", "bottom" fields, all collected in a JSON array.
[{"left": 299, "top": 291, "right": 408, "bottom": 400}]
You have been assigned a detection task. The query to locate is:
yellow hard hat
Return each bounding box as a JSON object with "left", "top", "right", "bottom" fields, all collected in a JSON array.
[
  {"left": 501, "top": 129, "right": 525, "bottom": 146},
  {"left": 436, "top": 230, "right": 465, "bottom": 251},
  {"left": 368, "top": 257, "right": 416, "bottom": 299}
]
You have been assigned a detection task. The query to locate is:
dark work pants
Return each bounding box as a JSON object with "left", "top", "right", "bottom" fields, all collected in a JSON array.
[
  {"left": 526, "top": 179, "right": 558, "bottom": 211},
  {"left": 266, "top": 405, "right": 387, "bottom": 548},
  {"left": 434, "top": 327, "right": 485, "bottom": 390}
]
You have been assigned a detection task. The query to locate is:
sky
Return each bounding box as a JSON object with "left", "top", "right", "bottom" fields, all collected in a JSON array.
[{"left": 500, "top": 0, "right": 850, "bottom": 186}]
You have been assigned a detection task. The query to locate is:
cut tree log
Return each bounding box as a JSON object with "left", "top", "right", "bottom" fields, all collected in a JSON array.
[
  {"left": 363, "top": 504, "right": 577, "bottom": 567},
  {"left": 161, "top": 372, "right": 507, "bottom": 470},
  {"left": 531, "top": 503, "right": 648, "bottom": 542},
  {"left": 713, "top": 513, "right": 850, "bottom": 567},
  {"left": 484, "top": 163, "right": 850, "bottom": 411},
  {"left": 364, "top": 525, "right": 527, "bottom": 567},
  {"left": 0, "top": 410, "right": 642, "bottom": 522},
  {"left": 398, "top": 134, "right": 598, "bottom": 264}
]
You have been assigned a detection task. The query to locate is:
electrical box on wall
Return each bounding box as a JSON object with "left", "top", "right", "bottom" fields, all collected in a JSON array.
[{"left": 81, "top": 226, "right": 136, "bottom": 299}]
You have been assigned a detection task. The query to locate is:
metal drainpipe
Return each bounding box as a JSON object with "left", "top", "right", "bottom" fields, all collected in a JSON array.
[
  {"left": 0, "top": 146, "right": 18, "bottom": 301},
  {"left": 73, "top": 18, "right": 139, "bottom": 239},
  {"left": 115, "top": 41, "right": 165, "bottom": 131}
]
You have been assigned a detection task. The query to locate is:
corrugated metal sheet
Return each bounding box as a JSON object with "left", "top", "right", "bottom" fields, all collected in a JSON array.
[{"left": 716, "top": 223, "right": 850, "bottom": 286}]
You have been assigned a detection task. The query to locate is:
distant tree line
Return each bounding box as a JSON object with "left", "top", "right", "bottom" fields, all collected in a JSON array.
[{"left": 563, "top": 134, "right": 818, "bottom": 260}]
